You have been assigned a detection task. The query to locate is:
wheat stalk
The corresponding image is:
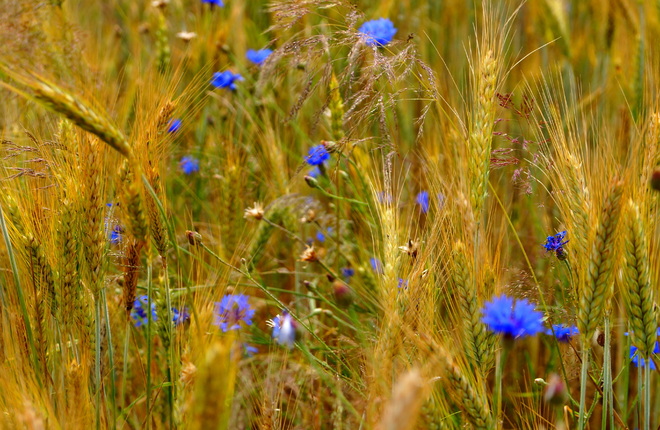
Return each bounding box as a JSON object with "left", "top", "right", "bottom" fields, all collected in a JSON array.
[
  {"left": 622, "top": 199, "right": 657, "bottom": 358},
  {"left": 577, "top": 179, "right": 624, "bottom": 342}
]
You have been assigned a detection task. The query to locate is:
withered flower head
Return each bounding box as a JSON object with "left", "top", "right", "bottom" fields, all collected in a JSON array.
[
  {"left": 244, "top": 202, "right": 265, "bottom": 221},
  {"left": 176, "top": 31, "right": 197, "bottom": 42},
  {"left": 399, "top": 239, "right": 419, "bottom": 259},
  {"left": 299, "top": 245, "right": 318, "bottom": 262},
  {"left": 186, "top": 230, "right": 202, "bottom": 246}
]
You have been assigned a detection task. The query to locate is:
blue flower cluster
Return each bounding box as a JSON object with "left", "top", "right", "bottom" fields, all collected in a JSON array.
[
  {"left": 416, "top": 191, "right": 429, "bottom": 213},
  {"left": 481, "top": 295, "right": 545, "bottom": 338},
  {"left": 211, "top": 71, "right": 244, "bottom": 91},
  {"left": 130, "top": 295, "right": 189, "bottom": 328},
  {"left": 358, "top": 18, "right": 397, "bottom": 46},
  {"left": 246, "top": 49, "right": 273, "bottom": 65},
  {"left": 213, "top": 294, "right": 255, "bottom": 332},
  {"left": 305, "top": 144, "right": 330, "bottom": 166},
  {"left": 543, "top": 231, "right": 568, "bottom": 252},
  {"left": 167, "top": 118, "right": 182, "bottom": 133},
  {"left": 547, "top": 324, "right": 579, "bottom": 343},
  {"left": 269, "top": 311, "right": 296, "bottom": 349},
  {"left": 180, "top": 156, "right": 200, "bottom": 175}
]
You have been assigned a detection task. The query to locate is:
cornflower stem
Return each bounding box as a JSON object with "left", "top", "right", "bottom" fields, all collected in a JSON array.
[
  {"left": 94, "top": 297, "right": 102, "bottom": 430},
  {"left": 644, "top": 359, "right": 651, "bottom": 430},
  {"left": 601, "top": 315, "right": 613, "bottom": 428},
  {"left": 120, "top": 320, "right": 131, "bottom": 418},
  {"left": 494, "top": 337, "right": 512, "bottom": 428},
  {"left": 309, "top": 179, "right": 368, "bottom": 206},
  {"left": 101, "top": 288, "right": 117, "bottom": 428},
  {"left": 146, "top": 262, "right": 153, "bottom": 430},
  {"left": 577, "top": 345, "right": 590, "bottom": 430},
  {"left": 160, "top": 256, "right": 175, "bottom": 427}
]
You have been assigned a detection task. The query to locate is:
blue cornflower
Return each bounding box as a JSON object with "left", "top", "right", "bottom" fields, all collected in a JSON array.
[
  {"left": 243, "top": 343, "right": 258, "bottom": 357},
  {"left": 213, "top": 294, "right": 255, "bottom": 332},
  {"left": 416, "top": 191, "right": 429, "bottom": 213},
  {"left": 211, "top": 71, "right": 244, "bottom": 91},
  {"left": 180, "top": 156, "right": 200, "bottom": 175},
  {"left": 547, "top": 324, "right": 579, "bottom": 342},
  {"left": 316, "top": 231, "right": 325, "bottom": 242},
  {"left": 246, "top": 49, "right": 273, "bottom": 65},
  {"left": 305, "top": 145, "right": 330, "bottom": 166},
  {"left": 202, "top": 0, "right": 224, "bottom": 6},
  {"left": 370, "top": 257, "right": 383, "bottom": 274},
  {"left": 167, "top": 118, "right": 182, "bottom": 133},
  {"left": 358, "top": 18, "right": 397, "bottom": 46},
  {"left": 172, "top": 307, "right": 190, "bottom": 326},
  {"left": 398, "top": 278, "right": 408, "bottom": 289},
  {"left": 543, "top": 231, "right": 569, "bottom": 252},
  {"left": 630, "top": 343, "right": 660, "bottom": 369},
  {"left": 269, "top": 311, "right": 296, "bottom": 349},
  {"left": 309, "top": 167, "right": 322, "bottom": 178},
  {"left": 481, "top": 295, "right": 545, "bottom": 338},
  {"left": 130, "top": 296, "right": 188, "bottom": 327},
  {"left": 342, "top": 267, "right": 355, "bottom": 280},
  {"left": 131, "top": 296, "right": 156, "bottom": 327},
  {"left": 110, "top": 225, "right": 123, "bottom": 244}
]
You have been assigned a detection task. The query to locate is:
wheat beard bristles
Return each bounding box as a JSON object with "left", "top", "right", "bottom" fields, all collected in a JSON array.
[
  {"left": 577, "top": 180, "right": 624, "bottom": 342},
  {"left": 622, "top": 199, "right": 657, "bottom": 358},
  {"left": 30, "top": 79, "right": 133, "bottom": 158}
]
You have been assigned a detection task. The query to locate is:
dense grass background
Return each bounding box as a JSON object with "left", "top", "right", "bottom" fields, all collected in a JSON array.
[{"left": 0, "top": 0, "right": 659, "bottom": 428}]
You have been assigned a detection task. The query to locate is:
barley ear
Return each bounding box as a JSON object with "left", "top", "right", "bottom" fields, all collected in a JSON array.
[
  {"left": 377, "top": 369, "right": 427, "bottom": 430},
  {"left": 452, "top": 242, "right": 493, "bottom": 375},
  {"left": 577, "top": 180, "right": 624, "bottom": 342},
  {"left": 622, "top": 199, "right": 657, "bottom": 358}
]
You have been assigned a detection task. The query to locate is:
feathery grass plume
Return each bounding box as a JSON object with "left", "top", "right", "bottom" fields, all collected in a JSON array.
[
  {"left": 622, "top": 199, "right": 657, "bottom": 358},
  {"left": 377, "top": 368, "right": 427, "bottom": 430},
  {"left": 192, "top": 340, "right": 238, "bottom": 430},
  {"left": 0, "top": 69, "right": 133, "bottom": 158},
  {"left": 438, "top": 350, "right": 493, "bottom": 429},
  {"left": 577, "top": 179, "right": 624, "bottom": 342},
  {"left": 452, "top": 241, "right": 493, "bottom": 375}
]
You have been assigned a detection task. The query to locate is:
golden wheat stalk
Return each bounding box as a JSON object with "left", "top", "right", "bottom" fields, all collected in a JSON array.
[
  {"left": 577, "top": 179, "right": 624, "bottom": 342},
  {"left": 377, "top": 369, "right": 427, "bottom": 430},
  {"left": 439, "top": 353, "right": 493, "bottom": 429},
  {"left": 0, "top": 68, "right": 133, "bottom": 158},
  {"left": 622, "top": 199, "right": 657, "bottom": 358},
  {"left": 468, "top": 48, "right": 499, "bottom": 218},
  {"left": 452, "top": 242, "right": 493, "bottom": 375}
]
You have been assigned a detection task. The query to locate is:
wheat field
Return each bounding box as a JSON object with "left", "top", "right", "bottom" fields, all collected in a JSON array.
[{"left": 0, "top": 0, "right": 658, "bottom": 429}]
